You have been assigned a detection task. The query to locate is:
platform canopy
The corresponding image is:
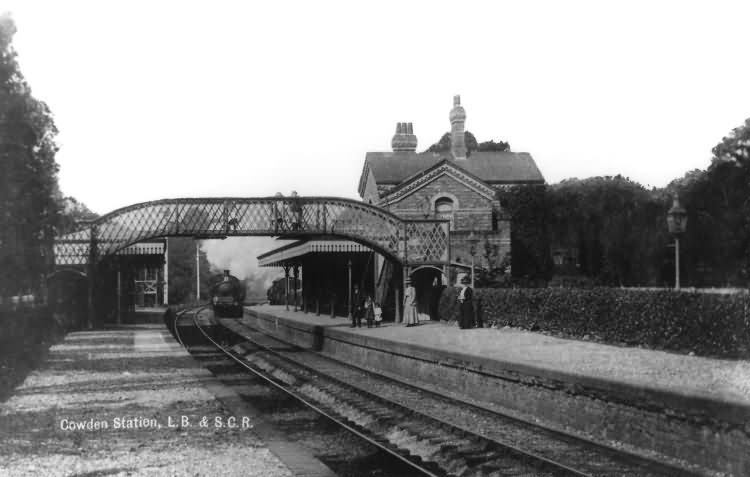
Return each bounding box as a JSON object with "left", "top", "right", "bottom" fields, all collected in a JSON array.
[{"left": 258, "top": 239, "right": 372, "bottom": 267}]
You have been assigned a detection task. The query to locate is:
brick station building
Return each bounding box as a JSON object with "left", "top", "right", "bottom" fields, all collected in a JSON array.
[{"left": 259, "top": 96, "right": 545, "bottom": 321}]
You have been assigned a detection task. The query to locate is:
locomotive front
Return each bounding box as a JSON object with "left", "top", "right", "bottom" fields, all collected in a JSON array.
[{"left": 211, "top": 270, "right": 244, "bottom": 317}]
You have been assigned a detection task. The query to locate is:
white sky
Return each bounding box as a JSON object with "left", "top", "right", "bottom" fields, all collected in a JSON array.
[{"left": 4, "top": 0, "right": 750, "bottom": 216}]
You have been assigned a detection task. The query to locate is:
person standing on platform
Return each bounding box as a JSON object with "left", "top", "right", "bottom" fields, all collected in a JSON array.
[
  {"left": 364, "top": 294, "right": 375, "bottom": 328},
  {"left": 403, "top": 277, "right": 419, "bottom": 327},
  {"left": 351, "top": 285, "right": 363, "bottom": 328},
  {"left": 373, "top": 301, "right": 382, "bottom": 327},
  {"left": 458, "top": 275, "right": 474, "bottom": 329}
]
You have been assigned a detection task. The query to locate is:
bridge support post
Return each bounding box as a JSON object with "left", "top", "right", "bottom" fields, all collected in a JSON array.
[
  {"left": 87, "top": 225, "right": 98, "bottom": 330},
  {"left": 116, "top": 262, "right": 122, "bottom": 326},
  {"left": 163, "top": 240, "right": 169, "bottom": 305},
  {"left": 394, "top": 287, "right": 400, "bottom": 323},
  {"left": 293, "top": 264, "right": 299, "bottom": 312},
  {"left": 284, "top": 265, "right": 290, "bottom": 311},
  {"left": 347, "top": 259, "right": 352, "bottom": 320}
]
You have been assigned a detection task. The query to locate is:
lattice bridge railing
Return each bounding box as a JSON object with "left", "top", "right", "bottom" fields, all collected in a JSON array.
[{"left": 54, "top": 197, "right": 450, "bottom": 267}]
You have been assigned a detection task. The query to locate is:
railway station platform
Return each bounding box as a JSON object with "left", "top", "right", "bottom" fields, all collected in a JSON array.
[
  {"left": 230, "top": 304, "right": 750, "bottom": 477},
  {"left": 0, "top": 323, "right": 334, "bottom": 477}
]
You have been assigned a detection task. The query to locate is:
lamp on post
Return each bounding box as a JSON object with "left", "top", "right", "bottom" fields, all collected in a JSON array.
[
  {"left": 467, "top": 230, "right": 479, "bottom": 288},
  {"left": 666, "top": 194, "right": 688, "bottom": 290}
]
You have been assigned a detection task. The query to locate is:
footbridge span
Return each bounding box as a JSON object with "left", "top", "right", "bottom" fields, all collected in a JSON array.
[{"left": 54, "top": 196, "right": 450, "bottom": 327}]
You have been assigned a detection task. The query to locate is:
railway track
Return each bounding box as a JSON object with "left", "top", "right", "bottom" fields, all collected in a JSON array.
[{"left": 172, "top": 308, "right": 699, "bottom": 477}]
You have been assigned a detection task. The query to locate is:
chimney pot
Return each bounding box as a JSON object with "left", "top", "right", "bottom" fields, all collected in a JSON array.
[
  {"left": 391, "top": 121, "right": 418, "bottom": 152},
  {"left": 449, "top": 95, "right": 467, "bottom": 159}
]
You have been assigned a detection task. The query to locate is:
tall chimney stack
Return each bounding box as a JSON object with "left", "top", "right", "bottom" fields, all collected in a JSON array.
[
  {"left": 449, "top": 95, "right": 467, "bottom": 159},
  {"left": 391, "top": 122, "right": 418, "bottom": 152}
]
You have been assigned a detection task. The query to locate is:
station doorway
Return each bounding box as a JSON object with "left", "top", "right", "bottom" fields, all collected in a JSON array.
[{"left": 409, "top": 266, "right": 446, "bottom": 321}]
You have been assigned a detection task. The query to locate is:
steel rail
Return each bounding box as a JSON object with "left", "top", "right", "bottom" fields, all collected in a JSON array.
[
  {"left": 172, "top": 308, "right": 199, "bottom": 348},
  {"left": 183, "top": 307, "right": 445, "bottom": 477},
  {"left": 221, "top": 317, "right": 698, "bottom": 477},
  {"left": 214, "top": 317, "right": 592, "bottom": 477}
]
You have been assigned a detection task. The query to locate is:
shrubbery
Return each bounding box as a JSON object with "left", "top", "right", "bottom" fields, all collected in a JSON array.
[
  {"left": 0, "top": 308, "right": 64, "bottom": 401},
  {"left": 438, "top": 287, "right": 750, "bottom": 358}
]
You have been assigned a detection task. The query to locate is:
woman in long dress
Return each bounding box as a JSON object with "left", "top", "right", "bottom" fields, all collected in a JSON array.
[
  {"left": 458, "top": 275, "right": 474, "bottom": 329},
  {"left": 403, "top": 278, "right": 419, "bottom": 326}
]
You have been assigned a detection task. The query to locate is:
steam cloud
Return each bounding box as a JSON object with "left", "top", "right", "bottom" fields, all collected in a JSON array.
[{"left": 201, "top": 237, "right": 291, "bottom": 298}]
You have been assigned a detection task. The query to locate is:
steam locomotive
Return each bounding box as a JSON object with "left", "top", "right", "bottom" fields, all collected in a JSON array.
[{"left": 210, "top": 270, "right": 246, "bottom": 318}]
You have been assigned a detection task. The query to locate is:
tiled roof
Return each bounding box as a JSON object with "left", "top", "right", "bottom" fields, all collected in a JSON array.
[
  {"left": 359, "top": 151, "right": 544, "bottom": 196},
  {"left": 378, "top": 158, "right": 498, "bottom": 205}
]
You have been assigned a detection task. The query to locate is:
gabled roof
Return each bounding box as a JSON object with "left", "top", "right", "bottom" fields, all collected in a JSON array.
[
  {"left": 358, "top": 150, "right": 544, "bottom": 197},
  {"left": 379, "top": 158, "right": 496, "bottom": 206}
]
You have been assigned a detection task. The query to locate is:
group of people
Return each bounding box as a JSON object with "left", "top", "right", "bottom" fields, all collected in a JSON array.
[
  {"left": 350, "top": 274, "right": 477, "bottom": 329},
  {"left": 272, "top": 191, "right": 304, "bottom": 232},
  {"left": 403, "top": 274, "right": 477, "bottom": 329},
  {"left": 350, "top": 285, "right": 382, "bottom": 328}
]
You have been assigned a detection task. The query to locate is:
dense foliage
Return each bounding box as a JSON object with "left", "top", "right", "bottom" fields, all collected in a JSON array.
[
  {"left": 0, "top": 13, "right": 61, "bottom": 296},
  {"left": 546, "top": 176, "right": 669, "bottom": 286},
  {"left": 496, "top": 184, "right": 553, "bottom": 283},
  {"left": 438, "top": 287, "right": 750, "bottom": 358},
  {"left": 424, "top": 131, "right": 511, "bottom": 155},
  {"left": 167, "top": 237, "right": 212, "bottom": 305},
  {"left": 0, "top": 308, "right": 62, "bottom": 401},
  {"left": 666, "top": 123, "right": 750, "bottom": 286},
  {"left": 58, "top": 196, "right": 98, "bottom": 234}
]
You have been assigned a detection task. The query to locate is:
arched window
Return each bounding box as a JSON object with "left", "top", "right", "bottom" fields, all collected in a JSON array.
[{"left": 434, "top": 197, "right": 454, "bottom": 227}]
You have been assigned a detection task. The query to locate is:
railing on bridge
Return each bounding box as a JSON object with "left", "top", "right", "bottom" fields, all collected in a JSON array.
[{"left": 54, "top": 197, "right": 450, "bottom": 267}]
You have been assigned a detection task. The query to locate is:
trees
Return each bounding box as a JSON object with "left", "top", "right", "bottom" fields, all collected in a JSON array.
[
  {"left": 424, "top": 132, "right": 510, "bottom": 155},
  {"left": 167, "top": 238, "right": 212, "bottom": 305},
  {"left": 58, "top": 196, "right": 98, "bottom": 234},
  {"left": 546, "top": 176, "right": 667, "bottom": 286},
  {"left": 0, "top": 13, "right": 61, "bottom": 296},
  {"left": 497, "top": 184, "right": 553, "bottom": 283},
  {"left": 477, "top": 139, "right": 510, "bottom": 152},
  {"left": 672, "top": 119, "right": 750, "bottom": 286}
]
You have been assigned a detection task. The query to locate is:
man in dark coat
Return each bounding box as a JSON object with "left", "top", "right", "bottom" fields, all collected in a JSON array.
[
  {"left": 351, "top": 285, "right": 364, "bottom": 328},
  {"left": 457, "top": 275, "right": 474, "bottom": 329}
]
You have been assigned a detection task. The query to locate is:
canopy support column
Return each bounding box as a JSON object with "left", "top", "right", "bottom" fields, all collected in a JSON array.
[
  {"left": 284, "top": 265, "right": 290, "bottom": 311},
  {"left": 87, "top": 225, "right": 98, "bottom": 330}
]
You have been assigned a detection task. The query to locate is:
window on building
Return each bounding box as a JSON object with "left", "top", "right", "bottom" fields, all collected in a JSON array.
[{"left": 434, "top": 197, "right": 455, "bottom": 227}]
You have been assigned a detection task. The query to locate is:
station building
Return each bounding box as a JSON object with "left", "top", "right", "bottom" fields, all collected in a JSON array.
[{"left": 258, "top": 96, "right": 545, "bottom": 321}]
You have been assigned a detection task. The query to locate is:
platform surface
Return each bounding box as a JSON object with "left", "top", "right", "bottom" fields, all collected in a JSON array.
[
  {"left": 247, "top": 304, "right": 750, "bottom": 407},
  {"left": 0, "top": 324, "right": 327, "bottom": 477}
]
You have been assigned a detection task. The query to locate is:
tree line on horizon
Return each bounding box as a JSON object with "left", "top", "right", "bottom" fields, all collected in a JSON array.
[{"left": 499, "top": 121, "right": 750, "bottom": 288}]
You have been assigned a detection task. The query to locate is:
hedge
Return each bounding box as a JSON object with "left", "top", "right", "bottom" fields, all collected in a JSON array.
[
  {"left": 0, "top": 307, "right": 64, "bottom": 401},
  {"left": 438, "top": 287, "right": 750, "bottom": 358}
]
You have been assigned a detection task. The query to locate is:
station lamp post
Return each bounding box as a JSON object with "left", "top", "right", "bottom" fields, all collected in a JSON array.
[
  {"left": 666, "top": 194, "right": 688, "bottom": 290},
  {"left": 467, "top": 230, "right": 479, "bottom": 288}
]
